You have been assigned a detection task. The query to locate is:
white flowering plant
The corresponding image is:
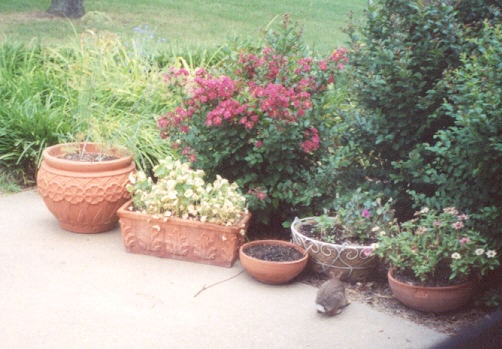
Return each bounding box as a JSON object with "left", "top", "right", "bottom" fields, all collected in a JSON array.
[
  {"left": 374, "top": 207, "right": 500, "bottom": 285},
  {"left": 126, "top": 157, "right": 248, "bottom": 226}
]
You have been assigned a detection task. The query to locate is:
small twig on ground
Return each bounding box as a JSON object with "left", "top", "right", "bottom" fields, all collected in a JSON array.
[
  {"left": 193, "top": 270, "right": 245, "bottom": 298},
  {"left": 374, "top": 293, "right": 394, "bottom": 299}
]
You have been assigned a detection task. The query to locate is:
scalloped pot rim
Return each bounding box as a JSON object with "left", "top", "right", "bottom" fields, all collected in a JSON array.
[
  {"left": 240, "top": 239, "right": 308, "bottom": 265},
  {"left": 291, "top": 216, "right": 373, "bottom": 249},
  {"left": 42, "top": 142, "right": 133, "bottom": 173}
]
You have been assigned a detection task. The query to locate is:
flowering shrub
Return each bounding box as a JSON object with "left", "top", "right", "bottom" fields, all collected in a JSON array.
[
  {"left": 312, "top": 189, "right": 396, "bottom": 244},
  {"left": 158, "top": 16, "right": 348, "bottom": 222},
  {"left": 126, "top": 157, "right": 248, "bottom": 226},
  {"left": 375, "top": 207, "right": 500, "bottom": 284}
]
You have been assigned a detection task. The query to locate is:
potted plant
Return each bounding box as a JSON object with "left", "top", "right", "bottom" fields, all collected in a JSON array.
[
  {"left": 117, "top": 157, "right": 251, "bottom": 267},
  {"left": 239, "top": 240, "right": 308, "bottom": 284},
  {"left": 37, "top": 142, "right": 136, "bottom": 233},
  {"left": 375, "top": 207, "right": 500, "bottom": 312},
  {"left": 291, "top": 189, "right": 395, "bottom": 281}
]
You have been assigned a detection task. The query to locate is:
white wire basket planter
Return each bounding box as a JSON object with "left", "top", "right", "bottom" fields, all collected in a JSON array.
[{"left": 291, "top": 217, "right": 377, "bottom": 282}]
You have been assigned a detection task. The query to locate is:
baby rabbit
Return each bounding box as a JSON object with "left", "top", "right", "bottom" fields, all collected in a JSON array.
[{"left": 315, "top": 270, "right": 350, "bottom": 316}]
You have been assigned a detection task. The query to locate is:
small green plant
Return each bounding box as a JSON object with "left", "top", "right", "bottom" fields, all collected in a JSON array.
[
  {"left": 332, "top": 189, "right": 396, "bottom": 242},
  {"left": 302, "top": 189, "right": 395, "bottom": 245},
  {"left": 312, "top": 214, "right": 336, "bottom": 242},
  {"left": 375, "top": 207, "right": 500, "bottom": 284},
  {"left": 0, "top": 167, "right": 21, "bottom": 193},
  {"left": 475, "top": 284, "right": 502, "bottom": 309},
  {"left": 127, "top": 157, "right": 248, "bottom": 226}
]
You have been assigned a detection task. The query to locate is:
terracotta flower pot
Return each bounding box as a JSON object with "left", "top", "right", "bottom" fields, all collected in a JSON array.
[
  {"left": 387, "top": 268, "right": 475, "bottom": 313},
  {"left": 291, "top": 217, "right": 376, "bottom": 282},
  {"left": 117, "top": 200, "right": 251, "bottom": 268},
  {"left": 239, "top": 240, "right": 308, "bottom": 284},
  {"left": 37, "top": 142, "right": 135, "bottom": 233}
]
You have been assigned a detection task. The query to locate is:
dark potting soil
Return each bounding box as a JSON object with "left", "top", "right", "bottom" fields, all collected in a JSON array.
[
  {"left": 59, "top": 152, "right": 119, "bottom": 162},
  {"left": 298, "top": 223, "right": 377, "bottom": 245},
  {"left": 244, "top": 244, "right": 304, "bottom": 262},
  {"left": 392, "top": 268, "right": 470, "bottom": 288}
]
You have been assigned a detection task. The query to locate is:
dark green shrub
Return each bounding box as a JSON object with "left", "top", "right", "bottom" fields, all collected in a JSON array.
[
  {"left": 345, "top": 0, "right": 463, "bottom": 204},
  {"left": 407, "top": 23, "right": 502, "bottom": 246},
  {"left": 343, "top": 0, "right": 501, "bottom": 222}
]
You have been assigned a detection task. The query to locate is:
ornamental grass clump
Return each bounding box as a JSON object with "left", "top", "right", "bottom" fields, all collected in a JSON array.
[
  {"left": 126, "top": 158, "right": 247, "bottom": 226},
  {"left": 375, "top": 207, "right": 500, "bottom": 285}
]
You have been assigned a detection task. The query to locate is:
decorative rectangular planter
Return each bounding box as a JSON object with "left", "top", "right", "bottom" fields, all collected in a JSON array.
[{"left": 117, "top": 200, "right": 251, "bottom": 267}]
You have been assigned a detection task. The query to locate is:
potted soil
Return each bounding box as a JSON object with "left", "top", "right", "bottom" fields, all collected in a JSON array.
[
  {"left": 291, "top": 189, "right": 395, "bottom": 282},
  {"left": 118, "top": 158, "right": 251, "bottom": 267},
  {"left": 239, "top": 240, "right": 308, "bottom": 284},
  {"left": 375, "top": 207, "right": 500, "bottom": 312},
  {"left": 37, "top": 142, "right": 135, "bottom": 233}
]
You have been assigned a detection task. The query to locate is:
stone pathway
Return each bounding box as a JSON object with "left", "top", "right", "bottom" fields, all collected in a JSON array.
[{"left": 0, "top": 190, "right": 448, "bottom": 348}]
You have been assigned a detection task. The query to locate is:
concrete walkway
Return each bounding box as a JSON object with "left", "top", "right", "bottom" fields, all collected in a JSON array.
[{"left": 0, "top": 190, "right": 448, "bottom": 349}]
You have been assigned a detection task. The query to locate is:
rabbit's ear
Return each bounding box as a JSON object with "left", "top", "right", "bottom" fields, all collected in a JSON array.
[{"left": 327, "top": 269, "right": 344, "bottom": 280}]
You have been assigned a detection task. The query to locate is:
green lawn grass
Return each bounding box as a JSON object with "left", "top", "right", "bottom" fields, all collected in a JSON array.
[
  {"left": 0, "top": 0, "right": 365, "bottom": 53},
  {"left": 0, "top": 0, "right": 366, "bottom": 192}
]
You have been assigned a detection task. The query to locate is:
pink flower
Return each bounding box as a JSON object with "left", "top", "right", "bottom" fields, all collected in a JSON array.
[
  {"left": 318, "top": 60, "right": 328, "bottom": 71},
  {"left": 188, "top": 154, "right": 197, "bottom": 162},
  {"left": 362, "top": 209, "right": 370, "bottom": 218},
  {"left": 300, "top": 128, "right": 320, "bottom": 153},
  {"left": 174, "top": 68, "right": 189, "bottom": 77},
  {"left": 182, "top": 147, "right": 190, "bottom": 156},
  {"left": 459, "top": 237, "right": 470, "bottom": 245},
  {"left": 157, "top": 117, "right": 169, "bottom": 129},
  {"left": 180, "top": 125, "right": 189, "bottom": 133},
  {"left": 362, "top": 248, "right": 373, "bottom": 257},
  {"left": 457, "top": 214, "right": 470, "bottom": 221},
  {"left": 249, "top": 187, "right": 267, "bottom": 200},
  {"left": 256, "top": 141, "right": 263, "bottom": 148},
  {"left": 213, "top": 116, "right": 223, "bottom": 126},
  {"left": 452, "top": 221, "right": 464, "bottom": 230},
  {"left": 434, "top": 221, "right": 441, "bottom": 226}
]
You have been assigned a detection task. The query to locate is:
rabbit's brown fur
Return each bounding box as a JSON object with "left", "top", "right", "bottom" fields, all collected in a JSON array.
[{"left": 315, "top": 271, "right": 350, "bottom": 316}]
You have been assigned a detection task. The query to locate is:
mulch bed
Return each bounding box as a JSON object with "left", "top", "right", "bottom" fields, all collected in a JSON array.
[
  {"left": 296, "top": 266, "right": 501, "bottom": 337},
  {"left": 249, "top": 227, "right": 501, "bottom": 338}
]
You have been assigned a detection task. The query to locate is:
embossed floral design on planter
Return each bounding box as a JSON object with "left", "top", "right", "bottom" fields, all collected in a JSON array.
[
  {"left": 117, "top": 200, "right": 251, "bottom": 267},
  {"left": 291, "top": 217, "right": 376, "bottom": 281},
  {"left": 37, "top": 142, "right": 135, "bottom": 233}
]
